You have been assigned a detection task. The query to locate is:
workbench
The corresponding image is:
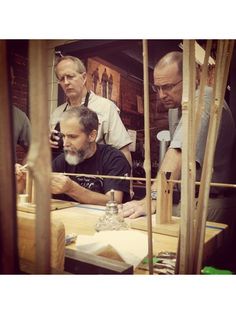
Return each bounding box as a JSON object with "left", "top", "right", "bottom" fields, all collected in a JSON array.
[{"left": 17, "top": 203, "right": 229, "bottom": 274}]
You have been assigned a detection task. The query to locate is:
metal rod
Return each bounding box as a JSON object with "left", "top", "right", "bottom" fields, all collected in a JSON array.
[{"left": 22, "top": 170, "right": 236, "bottom": 188}]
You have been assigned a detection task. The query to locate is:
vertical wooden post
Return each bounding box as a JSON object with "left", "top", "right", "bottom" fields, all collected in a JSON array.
[
  {"left": 142, "top": 40, "right": 153, "bottom": 274},
  {"left": 193, "top": 40, "right": 234, "bottom": 274},
  {"left": 0, "top": 40, "right": 19, "bottom": 273},
  {"left": 178, "top": 40, "right": 196, "bottom": 274},
  {"left": 155, "top": 171, "right": 172, "bottom": 224},
  {"left": 28, "top": 40, "right": 52, "bottom": 274}
]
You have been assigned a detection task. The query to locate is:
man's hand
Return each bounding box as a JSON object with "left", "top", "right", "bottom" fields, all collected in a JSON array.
[
  {"left": 51, "top": 173, "right": 73, "bottom": 194},
  {"left": 122, "top": 199, "right": 156, "bottom": 219},
  {"left": 15, "top": 163, "right": 26, "bottom": 194},
  {"left": 49, "top": 130, "right": 61, "bottom": 149}
]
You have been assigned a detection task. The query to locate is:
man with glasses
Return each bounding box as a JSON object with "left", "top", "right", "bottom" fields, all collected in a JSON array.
[
  {"left": 50, "top": 56, "right": 132, "bottom": 168},
  {"left": 123, "top": 51, "right": 236, "bottom": 228}
]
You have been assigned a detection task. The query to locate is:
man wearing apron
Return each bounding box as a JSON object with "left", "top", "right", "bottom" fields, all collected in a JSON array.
[{"left": 50, "top": 55, "right": 132, "bottom": 168}]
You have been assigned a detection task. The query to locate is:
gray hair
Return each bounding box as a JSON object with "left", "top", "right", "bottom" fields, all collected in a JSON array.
[
  {"left": 155, "top": 51, "right": 183, "bottom": 77},
  {"left": 55, "top": 55, "right": 86, "bottom": 76},
  {"left": 60, "top": 106, "right": 99, "bottom": 135}
]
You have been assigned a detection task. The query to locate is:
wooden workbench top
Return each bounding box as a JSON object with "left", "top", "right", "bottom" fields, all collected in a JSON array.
[
  {"left": 50, "top": 204, "right": 228, "bottom": 268},
  {"left": 17, "top": 203, "right": 228, "bottom": 274}
]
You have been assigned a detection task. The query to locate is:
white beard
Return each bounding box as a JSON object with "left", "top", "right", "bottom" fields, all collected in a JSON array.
[
  {"left": 64, "top": 149, "right": 87, "bottom": 166},
  {"left": 65, "top": 153, "right": 80, "bottom": 165}
]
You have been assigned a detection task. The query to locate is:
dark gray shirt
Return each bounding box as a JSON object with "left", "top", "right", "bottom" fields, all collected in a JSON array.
[
  {"left": 169, "top": 86, "right": 235, "bottom": 185},
  {"left": 13, "top": 106, "right": 31, "bottom": 157}
]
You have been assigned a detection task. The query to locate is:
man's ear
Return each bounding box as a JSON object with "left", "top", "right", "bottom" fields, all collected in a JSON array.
[
  {"left": 89, "top": 129, "right": 97, "bottom": 142},
  {"left": 82, "top": 72, "right": 87, "bottom": 85}
]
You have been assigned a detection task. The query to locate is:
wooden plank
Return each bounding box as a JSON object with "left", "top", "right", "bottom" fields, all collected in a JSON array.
[
  {"left": 0, "top": 40, "right": 19, "bottom": 273},
  {"left": 17, "top": 211, "right": 65, "bottom": 273},
  {"left": 28, "top": 40, "right": 52, "bottom": 273}
]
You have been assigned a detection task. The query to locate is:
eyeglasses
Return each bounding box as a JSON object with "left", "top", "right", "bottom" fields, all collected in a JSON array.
[
  {"left": 57, "top": 74, "right": 78, "bottom": 84},
  {"left": 152, "top": 80, "right": 182, "bottom": 94}
]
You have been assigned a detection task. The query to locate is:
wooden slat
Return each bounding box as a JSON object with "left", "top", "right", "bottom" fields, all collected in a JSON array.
[
  {"left": 193, "top": 40, "right": 234, "bottom": 274},
  {"left": 28, "top": 40, "right": 52, "bottom": 273},
  {"left": 155, "top": 172, "right": 172, "bottom": 224},
  {"left": 142, "top": 39, "right": 153, "bottom": 274},
  {"left": 0, "top": 40, "right": 19, "bottom": 273},
  {"left": 178, "top": 40, "right": 196, "bottom": 274}
]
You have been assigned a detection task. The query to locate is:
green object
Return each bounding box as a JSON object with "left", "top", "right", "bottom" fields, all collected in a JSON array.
[
  {"left": 142, "top": 257, "right": 160, "bottom": 264},
  {"left": 202, "top": 266, "right": 232, "bottom": 275}
]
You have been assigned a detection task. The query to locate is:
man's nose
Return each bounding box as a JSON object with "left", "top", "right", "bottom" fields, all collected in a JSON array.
[
  {"left": 63, "top": 76, "right": 70, "bottom": 84},
  {"left": 63, "top": 136, "right": 70, "bottom": 147},
  {"left": 158, "top": 88, "right": 166, "bottom": 99}
]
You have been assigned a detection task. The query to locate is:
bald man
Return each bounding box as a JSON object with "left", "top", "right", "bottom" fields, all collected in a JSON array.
[{"left": 123, "top": 51, "right": 236, "bottom": 226}]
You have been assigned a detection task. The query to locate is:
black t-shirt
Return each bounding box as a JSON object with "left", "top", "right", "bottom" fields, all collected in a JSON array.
[{"left": 52, "top": 144, "right": 131, "bottom": 203}]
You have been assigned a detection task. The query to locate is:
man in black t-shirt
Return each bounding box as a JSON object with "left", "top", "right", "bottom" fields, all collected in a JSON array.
[{"left": 51, "top": 106, "right": 131, "bottom": 205}]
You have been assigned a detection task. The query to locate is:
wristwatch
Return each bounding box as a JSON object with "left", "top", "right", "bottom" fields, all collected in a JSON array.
[{"left": 151, "top": 190, "right": 157, "bottom": 200}]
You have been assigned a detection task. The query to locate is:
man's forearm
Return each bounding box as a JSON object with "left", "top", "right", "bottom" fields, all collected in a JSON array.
[
  {"left": 65, "top": 180, "right": 110, "bottom": 205},
  {"left": 152, "top": 148, "right": 182, "bottom": 190},
  {"left": 120, "top": 145, "right": 132, "bottom": 167}
]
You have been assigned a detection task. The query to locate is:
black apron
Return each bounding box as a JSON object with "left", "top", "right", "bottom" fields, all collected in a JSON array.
[{"left": 51, "top": 91, "right": 90, "bottom": 160}]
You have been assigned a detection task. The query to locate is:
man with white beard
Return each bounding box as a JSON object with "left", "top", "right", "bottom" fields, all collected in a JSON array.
[{"left": 51, "top": 106, "right": 131, "bottom": 205}]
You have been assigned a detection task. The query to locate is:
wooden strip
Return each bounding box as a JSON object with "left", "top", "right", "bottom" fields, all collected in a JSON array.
[
  {"left": 0, "top": 40, "right": 19, "bottom": 273},
  {"left": 155, "top": 172, "right": 172, "bottom": 224},
  {"left": 28, "top": 40, "right": 52, "bottom": 274},
  {"left": 193, "top": 41, "right": 225, "bottom": 274},
  {"left": 178, "top": 40, "right": 196, "bottom": 274},
  {"left": 142, "top": 39, "right": 153, "bottom": 275},
  {"left": 194, "top": 41, "right": 229, "bottom": 273},
  {"left": 22, "top": 170, "right": 236, "bottom": 188},
  {"left": 186, "top": 41, "right": 196, "bottom": 274},
  {"left": 193, "top": 40, "right": 233, "bottom": 274}
]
